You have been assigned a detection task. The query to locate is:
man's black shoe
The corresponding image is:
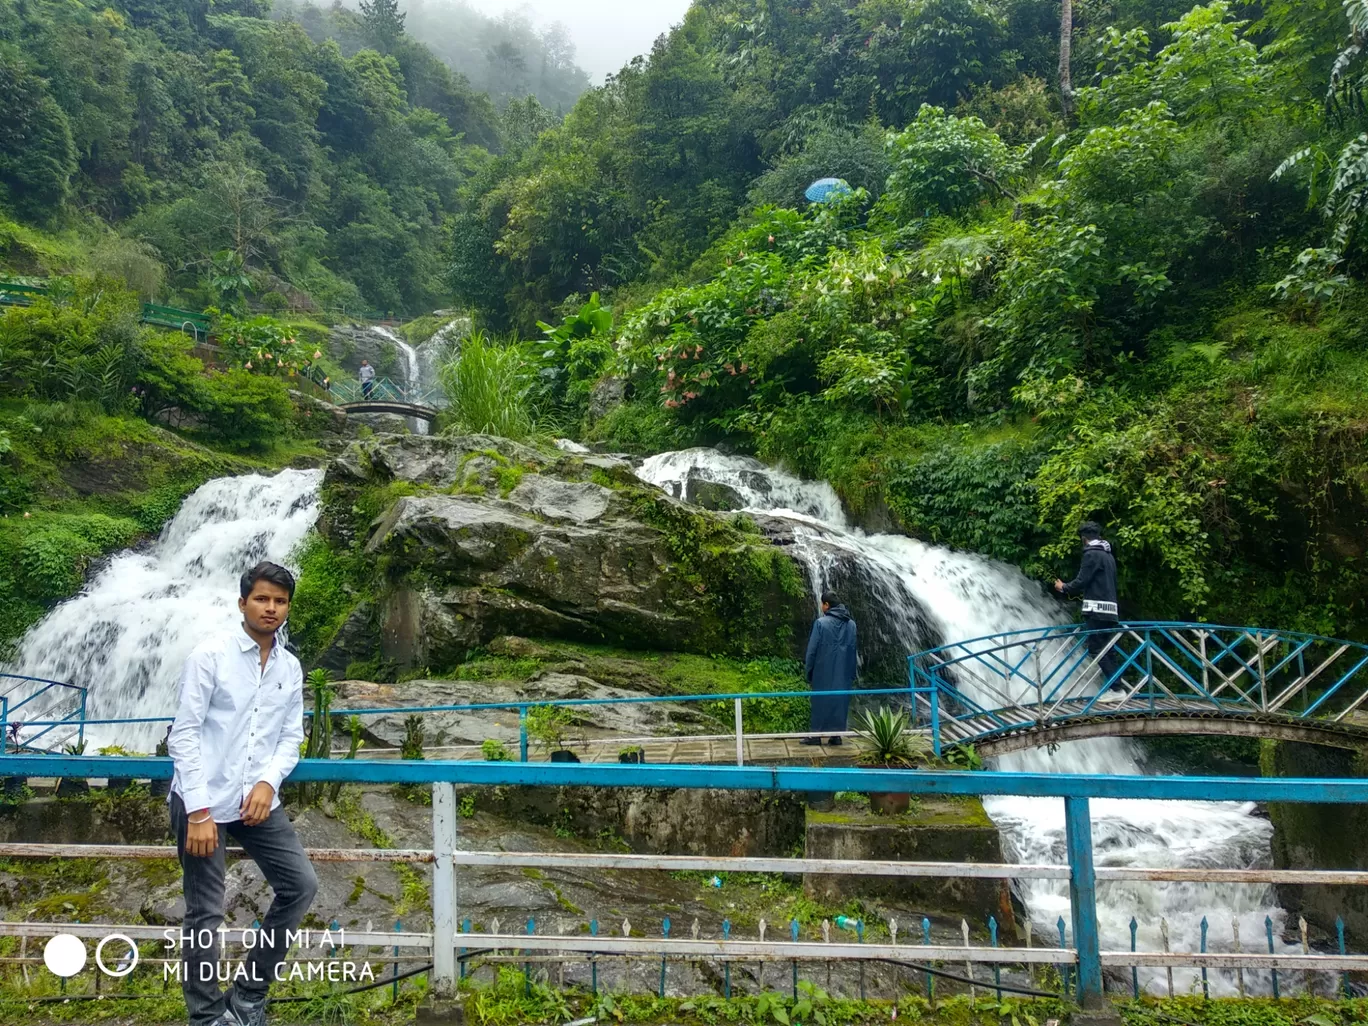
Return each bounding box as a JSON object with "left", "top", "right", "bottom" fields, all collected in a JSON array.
[
  {"left": 827, "top": 737, "right": 843, "bottom": 746},
  {"left": 799, "top": 737, "right": 822, "bottom": 746}
]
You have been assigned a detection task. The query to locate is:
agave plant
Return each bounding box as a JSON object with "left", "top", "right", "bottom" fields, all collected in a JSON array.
[{"left": 852, "top": 707, "right": 931, "bottom": 769}]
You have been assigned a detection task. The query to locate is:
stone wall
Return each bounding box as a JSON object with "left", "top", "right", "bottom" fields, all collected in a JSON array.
[{"left": 1263, "top": 741, "right": 1368, "bottom": 946}]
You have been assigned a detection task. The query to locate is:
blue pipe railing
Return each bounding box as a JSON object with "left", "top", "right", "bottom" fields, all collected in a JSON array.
[
  {"left": 3, "top": 684, "right": 913, "bottom": 759},
  {"left": 2, "top": 756, "right": 1368, "bottom": 1006},
  {"left": 908, "top": 621, "right": 1368, "bottom": 756}
]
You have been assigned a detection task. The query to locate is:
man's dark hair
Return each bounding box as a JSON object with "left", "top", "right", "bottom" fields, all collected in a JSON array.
[
  {"left": 1078, "top": 521, "right": 1103, "bottom": 540},
  {"left": 821, "top": 591, "right": 840, "bottom": 607},
  {"left": 241, "top": 561, "right": 296, "bottom": 600}
]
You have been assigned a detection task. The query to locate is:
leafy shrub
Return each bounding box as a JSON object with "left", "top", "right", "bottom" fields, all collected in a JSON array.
[
  {"left": 193, "top": 370, "right": 294, "bottom": 450},
  {"left": 881, "top": 105, "right": 1019, "bottom": 219}
]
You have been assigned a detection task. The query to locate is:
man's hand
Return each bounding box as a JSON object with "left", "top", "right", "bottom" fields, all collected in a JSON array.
[
  {"left": 186, "top": 813, "right": 218, "bottom": 857},
  {"left": 1054, "top": 579, "right": 1065, "bottom": 594},
  {"left": 240, "top": 782, "right": 276, "bottom": 826}
]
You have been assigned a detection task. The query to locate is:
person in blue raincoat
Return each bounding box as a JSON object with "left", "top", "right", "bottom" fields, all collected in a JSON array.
[{"left": 801, "top": 592, "right": 858, "bottom": 746}]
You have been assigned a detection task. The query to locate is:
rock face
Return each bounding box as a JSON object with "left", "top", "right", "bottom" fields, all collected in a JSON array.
[
  {"left": 1264, "top": 741, "right": 1368, "bottom": 946},
  {"left": 332, "top": 674, "right": 714, "bottom": 750},
  {"left": 315, "top": 435, "right": 810, "bottom": 670}
]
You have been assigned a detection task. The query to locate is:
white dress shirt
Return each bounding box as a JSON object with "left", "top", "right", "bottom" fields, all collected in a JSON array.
[{"left": 168, "top": 627, "right": 305, "bottom": 823}]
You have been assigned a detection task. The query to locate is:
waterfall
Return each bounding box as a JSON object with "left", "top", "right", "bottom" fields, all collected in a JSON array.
[
  {"left": 371, "top": 326, "right": 429, "bottom": 435},
  {"left": 4, "top": 469, "right": 323, "bottom": 752},
  {"left": 636, "top": 448, "right": 1289, "bottom": 995}
]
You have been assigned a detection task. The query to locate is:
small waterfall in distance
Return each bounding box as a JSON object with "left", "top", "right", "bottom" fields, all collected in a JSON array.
[{"left": 636, "top": 448, "right": 1289, "bottom": 995}]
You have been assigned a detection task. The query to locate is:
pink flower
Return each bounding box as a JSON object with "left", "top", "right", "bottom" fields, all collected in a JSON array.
[
  {"left": 245, "top": 361, "right": 253, "bottom": 369},
  {"left": 699, "top": 370, "right": 712, "bottom": 380},
  {"left": 740, "top": 363, "right": 750, "bottom": 373},
  {"left": 314, "top": 350, "right": 323, "bottom": 360},
  {"left": 768, "top": 235, "right": 776, "bottom": 245},
  {"left": 23, "top": 512, "right": 31, "bottom": 519}
]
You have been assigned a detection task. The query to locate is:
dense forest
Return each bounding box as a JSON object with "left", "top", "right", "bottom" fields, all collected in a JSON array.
[
  {"left": 279, "top": 0, "right": 591, "bottom": 112},
  {"left": 2, "top": 0, "right": 1368, "bottom": 645},
  {"left": 0, "top": 0, "right": 584, "bottom": 314}
]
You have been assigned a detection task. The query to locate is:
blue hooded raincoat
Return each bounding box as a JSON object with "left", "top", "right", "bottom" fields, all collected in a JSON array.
[{"left": 804, "top": 604, "right": 858, "bottom": 733}]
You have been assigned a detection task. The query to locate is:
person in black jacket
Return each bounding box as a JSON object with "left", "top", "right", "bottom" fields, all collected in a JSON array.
[
  {"left": 801, "top": 592, "right": 858, "bottom": 745},
  {"left": 1055, "top": 522, "right": 1124, "bottom": 698}
]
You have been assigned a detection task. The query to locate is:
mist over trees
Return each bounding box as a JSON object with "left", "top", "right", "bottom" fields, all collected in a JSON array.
[{"left": 277, "top": 0, "right": 591, "bottom": 111}]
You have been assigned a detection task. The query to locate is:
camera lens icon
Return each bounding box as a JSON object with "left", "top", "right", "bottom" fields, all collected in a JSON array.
[
  {"left": 43, "top": 933, "right": 139, "bottom": 978},
  {"left": 43, "top": 934, "right": 86, "bottom": 977}
]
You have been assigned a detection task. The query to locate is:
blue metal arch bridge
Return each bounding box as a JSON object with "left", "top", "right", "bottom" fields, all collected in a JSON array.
[{"left": 909, "top": 622, "right": 1368, "bottom": 758}]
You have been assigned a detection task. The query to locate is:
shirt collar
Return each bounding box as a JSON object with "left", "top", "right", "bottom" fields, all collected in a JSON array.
[{"left": 237, "top": 625, "right": 274, "bottom": 658}]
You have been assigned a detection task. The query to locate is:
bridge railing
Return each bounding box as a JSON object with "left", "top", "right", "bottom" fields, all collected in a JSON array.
[
  {"left": 2, "top": 685, "right": 913, "bottom": 764},
  {"left": 329, "top": 376, "right": 445, "bottom": 409},
  {"left": 0, "top": 758, "right": 1366, "bottom": 1005},
  {"left": 0, "top": 673, "right": 87, "bottom": 753},
  {"left": 908, "top": 622, "right": 1368, "bottom": 756}
]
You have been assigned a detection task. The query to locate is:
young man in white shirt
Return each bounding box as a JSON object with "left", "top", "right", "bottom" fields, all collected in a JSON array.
[{"left": 168, "top": 561, "right": 317, "bottom": 1026}]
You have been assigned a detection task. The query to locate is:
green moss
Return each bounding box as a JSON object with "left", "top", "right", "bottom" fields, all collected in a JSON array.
[
  {"left": 288, "top": 531, "right": 369, "bottom": 662},
  {"left": 494, "top": 463, "right": 525, "bottom": 497},
  {"left": 806, "top": 795, "right": 995, "bottom": 829}
]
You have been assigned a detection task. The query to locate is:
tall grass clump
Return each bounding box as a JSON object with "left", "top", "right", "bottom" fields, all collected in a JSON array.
[{"left": 436, "top": 330, "right": 534, "bottom": 440}]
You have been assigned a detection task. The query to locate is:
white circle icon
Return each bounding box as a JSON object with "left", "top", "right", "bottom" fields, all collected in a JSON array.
[
  {"left": 43, "top": 934, "right": 87, "bottom": 977},
  {"left": 95, "top": 934, "right": 139, "bottom": 978}
]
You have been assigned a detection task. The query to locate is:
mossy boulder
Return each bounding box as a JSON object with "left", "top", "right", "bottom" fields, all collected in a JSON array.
[{"left": 313, "top": 434, "right": 810, "bottom": 670}]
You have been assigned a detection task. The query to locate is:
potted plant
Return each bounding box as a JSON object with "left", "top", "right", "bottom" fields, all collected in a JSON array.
[
  {"left": 527, "top": 705, "right": 579, "bottom": 763},
  {"left": 852, "top": 707, "right": 930, "bottom": 815},
  {"left": 98, "top": 745, "right": 140, "bottom": 793},
  {"left": 56, "top": 739, "right": 90, "bottom": 798},
  {"left": 618, "top": 745, "right": 646, "bottom": 764},
  {"left": 150, "top": 726, "right": 172, "bottom": 798}
]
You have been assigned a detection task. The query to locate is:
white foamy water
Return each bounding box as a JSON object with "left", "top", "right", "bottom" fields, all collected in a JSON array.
[
  {"left": 372, "top": 326, "right": 429, "bottom": 435},
  {"left": 5, "top": 470, "right": 323, "bottom": 751},
  {"left": 637, "top": 448, "right": 1289, "bottom": 995}
]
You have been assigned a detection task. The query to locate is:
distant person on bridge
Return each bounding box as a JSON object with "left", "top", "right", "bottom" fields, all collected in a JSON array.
[
  {"left": 1055, "top": 522, "right": 1124, "bottom": 700},
  {"left": 167, "top": 561, "right": 317, "bottom": 1026},
  {"left": 802, "top": 591, "right": 858, "bottom": 745},
  {"left": 359, "top": 358, "right": 376, "bottom": 399}
]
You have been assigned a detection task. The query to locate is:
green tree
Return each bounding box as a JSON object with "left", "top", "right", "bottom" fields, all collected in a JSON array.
[
  {"left": 0, "top": 51, "right": 77, "bottom": 222},
  {"left": 358, "top": 0, "right": 405, "bottom": 52}
]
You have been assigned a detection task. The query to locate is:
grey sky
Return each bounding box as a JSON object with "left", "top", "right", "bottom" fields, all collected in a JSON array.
[{"left": 460, "top": 0, "right": 694, "bottom": 81}]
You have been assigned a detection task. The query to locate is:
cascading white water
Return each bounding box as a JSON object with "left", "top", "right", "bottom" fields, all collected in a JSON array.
[
  {"left": 637, "top": 448, "right": 1289, "bottom": 995},
  {"left": 372, "top": 326, "right": 429, "bottom": 435},
  {"left": 4, "top": 470, "right": 323, "bottom": 752}
]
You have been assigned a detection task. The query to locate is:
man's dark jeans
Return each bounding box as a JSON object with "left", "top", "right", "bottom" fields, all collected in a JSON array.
[
  {"left": 171, "top": 794, "right": 318, "bottom": 1026},
  {"left": 1082, "top": 616, "right": 1124, "bottom": 689}
]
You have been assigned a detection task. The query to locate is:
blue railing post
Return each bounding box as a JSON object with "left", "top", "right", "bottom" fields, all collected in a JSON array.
[
  {"left": 1265, "top": 916, "right": 1279, "bottom": 999},
  {"left": 519, "top": 706, "right": 528, "bottom": 763},
  {"left": 989, "top": 915, "right": 1001, "bottom": 1000},
  {"left": 1, "top": 696, "right": 8, "bottom": 756},
  {"left": 929, "top": 684, "right": 942, "bottom": 758},
  {"left": 1337, "top": 917, "right": 1349, "bottom": 997},
  {"left": 723, "top": 919, "right": 732, "bottom": 997},
  {"left": 78, "top": 688, "right": 87, "bottom": 749},
  {"left": 1057, "top": 917, "right": 1070, "bottom": 999},
  {"left": 922, "top": 917, "right": 933, "bottom": 1003},
  {"left": 660, "top": 917, "right": 670, "bottom": 998},
  {"left": 590, "top": 920, "right": 599, "bottom": 995},
  {"left": 394, "top": 919, "right": 403, "bottom": 1000},
  {"left": 1200, "top": 916, "right": 1209, "bottom": 998},
  {"left": 1129, "top": 917, "right": 1138, "bottom": 999},
  {"left": 1064, "top": 796, "right": 1104, "bottom": 1008},
  {"left": 791, "top": 919, "right": 800, "bottom": 999}
]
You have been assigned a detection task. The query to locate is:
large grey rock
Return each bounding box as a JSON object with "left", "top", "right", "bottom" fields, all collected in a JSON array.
[
  {"left": 331, "top": 674, "right": 711, "bottom": 750},
  {"left": 317, "top": 434, "right": 811, "bottom": 670}
]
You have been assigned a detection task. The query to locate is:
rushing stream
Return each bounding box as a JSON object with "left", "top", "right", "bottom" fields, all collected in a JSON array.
[
  {"left": 636, "top": 448, "right": 1288, "bottom": 996},
  {"left": 7, "top": 470, "right": 323, "bottom": 752},
  {"left": 4, "top": 443, "right": 1295, "bottom": 994}
]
